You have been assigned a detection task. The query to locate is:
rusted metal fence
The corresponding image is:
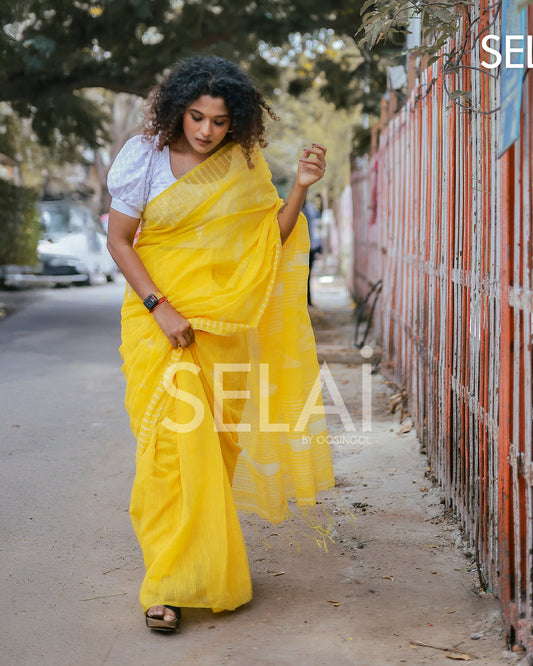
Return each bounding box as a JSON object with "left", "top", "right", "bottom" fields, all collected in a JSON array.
[{"left": 350, "top": 0, "right": 533, "bottom": 655}]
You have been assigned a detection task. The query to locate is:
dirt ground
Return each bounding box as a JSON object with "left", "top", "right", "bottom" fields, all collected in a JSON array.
[
  {"left": 228, "top": 279, "right": 517, "bottom": 666},
  {"left": 0, "top": 277, "right": 525, "bottom": 665}
]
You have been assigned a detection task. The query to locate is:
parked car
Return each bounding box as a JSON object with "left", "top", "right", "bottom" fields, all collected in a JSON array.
[{"left": 2, "top": 199, "right": 117, "bottom": 288}]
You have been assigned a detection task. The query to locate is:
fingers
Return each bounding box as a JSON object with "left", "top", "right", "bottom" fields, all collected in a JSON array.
[
  {"left": 299, "top": 157, "right": 325, "bottom": 169},
  {"left": 152, "top": 302, "right": 195, "bottom": 349},
  {"left": 176, "top": 327, "right": 195, "bottom": 348},
  {"left": 300, "top": 143, "right": 327, "bottom": 174},
  {"left": 312, "top": 142, "right": 327, "bottom": 153},
  {"left": 301, "top": 143, "right": 327, "bottom": 160},
  {"left": 298, "top": 156, "right": 326, "bottom": 181},
  {"left": 172, "top": 325, "right": 195, "bottom": 349},
  {"left": 301, "top": 143, "right": 327, "bottom": 155}
]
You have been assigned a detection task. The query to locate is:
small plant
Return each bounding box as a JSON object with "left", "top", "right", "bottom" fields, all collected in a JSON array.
[{"left": 0, "top": 179, "right": 40, "bottom": 267}]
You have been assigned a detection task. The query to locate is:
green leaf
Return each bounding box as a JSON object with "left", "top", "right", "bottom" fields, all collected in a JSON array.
[
  {"left": 431, "top": 6, "right": 455, "bottom": 23},
  {"left": 365, "top": 19, "right": 387, "bottom": 47}
]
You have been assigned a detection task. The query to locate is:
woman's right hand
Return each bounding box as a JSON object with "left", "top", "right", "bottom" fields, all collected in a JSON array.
[
  {"left": 152, "top": 301, "right": 195, "bottom": 349},
  {"left": 106, "top": 208, "right": 195, "bottom": 349}
]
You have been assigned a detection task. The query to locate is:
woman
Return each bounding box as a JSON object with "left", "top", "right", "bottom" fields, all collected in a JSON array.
[{"left": 107, "top": 55, "right": 334, "bottom": 631}]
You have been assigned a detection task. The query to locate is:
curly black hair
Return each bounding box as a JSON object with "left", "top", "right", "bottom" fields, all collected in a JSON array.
[{"left": 143, "top": 56, "right": 278, "bottom": 167}]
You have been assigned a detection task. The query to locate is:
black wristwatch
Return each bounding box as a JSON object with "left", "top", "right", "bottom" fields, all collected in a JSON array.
[{"left": 143, "top": 293, "right": 162, "bottom": 311}]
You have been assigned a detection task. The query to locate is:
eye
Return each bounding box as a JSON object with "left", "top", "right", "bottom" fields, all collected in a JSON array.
[
  {"left": 190, "top": 114, "right": 202, "bottom": 122},
  {"left": 214, "top": 120, "right": 228, "bottom": 127}
]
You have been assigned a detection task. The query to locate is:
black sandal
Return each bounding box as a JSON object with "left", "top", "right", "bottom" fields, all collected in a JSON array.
[{"left": 145, "top": 605, "right": 181, "bottom": 631}]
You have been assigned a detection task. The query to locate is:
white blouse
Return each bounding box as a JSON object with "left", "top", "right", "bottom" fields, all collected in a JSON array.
[{"left": 107, "top": 135, "right": 177, "bottom": 218}]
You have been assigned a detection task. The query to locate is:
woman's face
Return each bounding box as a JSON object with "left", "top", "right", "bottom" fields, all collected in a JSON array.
[{"left": 182, "top": 95, "right": 231, "bottom": 155}]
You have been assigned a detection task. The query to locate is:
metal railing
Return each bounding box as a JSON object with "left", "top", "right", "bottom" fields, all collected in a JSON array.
[{"left": 350, "top": 1, "right": 532, "bottom": 655}]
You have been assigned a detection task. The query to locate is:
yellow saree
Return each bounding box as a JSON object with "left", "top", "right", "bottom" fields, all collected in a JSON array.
[{"left": 120, "top": 142, "right": 334, "bottom": 612}]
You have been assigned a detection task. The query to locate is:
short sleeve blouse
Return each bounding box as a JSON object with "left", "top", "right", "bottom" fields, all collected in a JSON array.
[{"left": 107, "top": 135, "right": 176, "bottom": 218}]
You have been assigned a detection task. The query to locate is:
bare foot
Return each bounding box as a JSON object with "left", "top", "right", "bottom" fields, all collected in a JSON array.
[{"left": 146, "top": 605, "right": 178, "bottom": 622}]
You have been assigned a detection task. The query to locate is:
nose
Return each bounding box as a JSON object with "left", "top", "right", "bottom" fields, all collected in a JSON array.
[{"left": 200, "top": 119, "right": 211, "bottom": 137}]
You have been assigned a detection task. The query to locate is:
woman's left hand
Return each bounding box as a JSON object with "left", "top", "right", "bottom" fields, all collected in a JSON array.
[{"left": 296, "top": 143, "right": 327, "bottom": 189}]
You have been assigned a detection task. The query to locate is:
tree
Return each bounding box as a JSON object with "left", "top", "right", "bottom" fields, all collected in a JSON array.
[
  {"left": 263, "top": 28, "right": 401, "bottom": 119},
  {"left": 264, "top": 86, "right": 358, "bottom": 203},
  {"left": 1, "top": 0, "right": 369, "bottom": 152},
  {"left": 0, "top": 178, "right": 40, "bottom": 267},
  {"left": 358, "top": 0, "right": 463, "bottom": 58}
]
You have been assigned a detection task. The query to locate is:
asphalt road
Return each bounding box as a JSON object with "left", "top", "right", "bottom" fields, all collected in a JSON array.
[{"left": 0, "top": 282, "right": 139, "bottom": 665}]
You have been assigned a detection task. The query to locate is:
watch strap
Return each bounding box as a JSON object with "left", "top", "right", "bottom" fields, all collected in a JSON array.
[{"left": 143, "top": 292, "right": 164, "bottom": 311}]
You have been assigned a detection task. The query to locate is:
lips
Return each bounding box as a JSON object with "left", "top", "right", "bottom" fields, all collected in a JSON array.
[{"left": 196, "top": 138, "right": 211, "bottom": 146}]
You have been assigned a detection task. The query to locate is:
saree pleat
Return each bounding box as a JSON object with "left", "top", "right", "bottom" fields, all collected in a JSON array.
[{"left": 121, "top": 143, "right": 334, "bottom": 612}]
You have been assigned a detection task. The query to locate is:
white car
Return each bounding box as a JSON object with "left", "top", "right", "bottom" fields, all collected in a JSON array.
[{"left": 3, "top": 199, "right": 117, "bottom": 287}]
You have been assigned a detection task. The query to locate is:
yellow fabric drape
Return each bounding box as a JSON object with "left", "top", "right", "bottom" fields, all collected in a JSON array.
[{"left": 121, "top": 143, "right": 334, "bottom": 612}]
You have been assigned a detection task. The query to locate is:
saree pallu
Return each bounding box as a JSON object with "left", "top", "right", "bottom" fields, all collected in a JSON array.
[{"left": 120, "top": 143, "right": 334, "bottom": 612}]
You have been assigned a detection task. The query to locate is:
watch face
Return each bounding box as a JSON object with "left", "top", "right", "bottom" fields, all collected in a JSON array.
[{"left": 143, "top": 293, "right": 159, "bottom": 310}]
